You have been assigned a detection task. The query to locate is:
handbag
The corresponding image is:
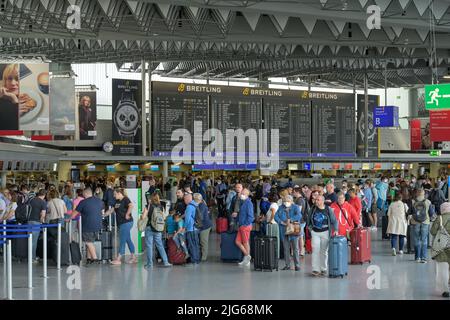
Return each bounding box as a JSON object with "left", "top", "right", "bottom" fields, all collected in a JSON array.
[
  {"left": 138, "top": 215, "right": 148, "bottom": 232},
  {"left": 431, "top": 216, "right": 450, "bottom": 259},
  {"left": 285, "top": 207, "right": 300, "bottom": 236}
]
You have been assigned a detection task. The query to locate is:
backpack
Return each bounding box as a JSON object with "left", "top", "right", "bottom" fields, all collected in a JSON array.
[
  {"left": 15, "top": 192, "right": 32, "bottom": 224},
  {"left": 413, "top": 200, "right": 427, "bottom": 223},
  {"left": 189, "top": 204, "right": 203, "bottom": 229},
  {"left": 150, "top": 205, "right": 166, "bottom": 232},
  {"left": 260, "top": 200, "right": 271, "bottom": 215},
  {"left": 311, "top": 207, "right": 330, "bottom": 230},
  {"left": 429, "top": 189, "right": 444, "bottom": 214}
]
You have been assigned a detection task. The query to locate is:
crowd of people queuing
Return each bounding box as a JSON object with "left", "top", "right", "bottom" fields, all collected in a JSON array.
[{"left": 0, "top": 172, "right": 449, "bottom": 297}]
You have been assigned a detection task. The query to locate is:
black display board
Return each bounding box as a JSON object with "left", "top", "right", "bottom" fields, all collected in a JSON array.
[
  {"left": 356, "top": 94, "right": 379, "bottom": 157},
  {"left": 152, "top": 82, "right": 209, "bottom": 156},
  {"left": 112, "top": 79, "right": 142, "bottom": 155},
  {"left": 264, "top": 95, "right": 311, "bottom": 156},
  {"left": 211, "top": 87, "right": 262, "bottom": 159},
  {"left": 310, "top": 92, "right": 356, "bottom": 156}
]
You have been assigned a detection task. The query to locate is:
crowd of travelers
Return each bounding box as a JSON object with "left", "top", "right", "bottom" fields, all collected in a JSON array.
[{"left": 0, "top": 173, "right": 449, "bottom": 298}]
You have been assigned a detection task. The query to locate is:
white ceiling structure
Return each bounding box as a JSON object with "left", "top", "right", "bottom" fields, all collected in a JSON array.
[{"left": 2, "top": 0, "right": 450, "bottom": 88}]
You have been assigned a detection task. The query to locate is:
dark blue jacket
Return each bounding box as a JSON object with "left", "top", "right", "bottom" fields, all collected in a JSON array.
[
  {"left": 238, "top": 198, "right": 254, "bottom": 227},
  {"left": 103, "top": 188, "right": 115, "bottom": 208},
  {"left": 199, "top": 202, "right": 213, "bottom": 231}
]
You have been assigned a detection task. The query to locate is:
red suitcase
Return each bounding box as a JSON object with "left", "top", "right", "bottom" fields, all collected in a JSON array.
[
  {"left": 216, "top": 217, "right": 228, "bottom": 234},
  {"left": 305, "top": 228, "right": 312, "bottom": 254},
  {"left": 167, "top": 238, "right": 186, "bottom": 265},
  {"left": 350, "top": 227, "right": 371, "bottom": 264}
]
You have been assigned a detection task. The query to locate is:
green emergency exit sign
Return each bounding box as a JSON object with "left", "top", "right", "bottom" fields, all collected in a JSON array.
[
  {"left": 425, "top": 84, "right": 450, "bottom": 110},
  {"left": 430, "top": 150, "right": 441, "bottom": 157}
]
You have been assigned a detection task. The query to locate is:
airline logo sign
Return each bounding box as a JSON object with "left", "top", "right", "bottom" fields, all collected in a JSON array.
[{"left": 425, "top": 84, "right": 450, "bottom": 110}]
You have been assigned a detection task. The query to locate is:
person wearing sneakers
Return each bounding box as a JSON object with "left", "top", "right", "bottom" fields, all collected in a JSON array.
[
  {"left": 275, "top": 195, "right": 302, "bottom": 271},
  {"left": 387, "top": 192, "right": 408, "bottom": 256},
  {"left": 234, "top": 188, "right": 254, "bottom": 267},
  {"left": 141, "top": 193, "right": 172, "bottom": 269},
  {"left": 184, "top": 193, "right": 201, "bottom": 265},
  {"left": 71, "top": 188, "right": 103, "bottom": 264},
  {"left": 430, "top": 202, "right": 450, "bottom": 298},
  {"left": 410, "top": 189, "right": 434, "bottom": 263},
  {"left": 108, "top": 188, "right": 137, "bottom": 265},
  {"left": 308, "top": 195, "right": 338, "bottom": 277}
]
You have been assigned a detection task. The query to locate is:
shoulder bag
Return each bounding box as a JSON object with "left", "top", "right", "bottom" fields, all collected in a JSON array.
[
  {"left": 285, "top": 207, "right": 300, "bottom": 236},
  {"left": 431, "top": 216, "right": 450, "bottom": 259}
]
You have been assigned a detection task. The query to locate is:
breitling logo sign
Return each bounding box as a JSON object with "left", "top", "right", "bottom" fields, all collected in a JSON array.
[
  {"left": 118, "top": 81, "right": 138, "bottom": 90},
  {"left": 301, "top": 91, "right": 339, "bottom": 100},
  {"left": 178, "top": 83, "right": 222, "bottom": 93},
  {"left": 242, "top": 88, "right": 282, "bottom": 97}
]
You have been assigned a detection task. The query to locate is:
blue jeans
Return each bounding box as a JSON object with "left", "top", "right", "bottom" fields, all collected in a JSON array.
[
  {"left": 414, "top": 223, "right": 429, "bottom": 260},
  {"left": 186, "top": 230, "right": 201, "bottom": 264},
  {"left": 390, "top": 234, "right": 405, "bottom": 251},
  {"left": 29, "top": 221, "right": 41, "bottom": 260},
  {"left": 173, "top": 233, "right": 189, "bottom": 255},
  {"left": 145, "top": 227, "right": 169, "bottom": 266},
  {"left": 118, "top": 221, "right": 135, "bottom": 256}
]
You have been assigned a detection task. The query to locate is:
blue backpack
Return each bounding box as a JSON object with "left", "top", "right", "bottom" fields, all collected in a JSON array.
[{"left": 260, "top": 200, "right": 271, "bottom": 215}]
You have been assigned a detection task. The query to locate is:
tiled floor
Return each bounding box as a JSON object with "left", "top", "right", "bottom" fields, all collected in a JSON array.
[{"left": 1, "top": 230, "right": 445, "bottom": 300}]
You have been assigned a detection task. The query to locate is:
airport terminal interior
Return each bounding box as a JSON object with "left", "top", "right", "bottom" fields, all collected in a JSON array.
[{"left": 1, "top": 0, "right": 450, "bottom": 301}]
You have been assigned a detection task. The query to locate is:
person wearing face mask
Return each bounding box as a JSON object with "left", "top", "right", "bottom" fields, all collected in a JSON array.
[
  {"left": 275, "top": 195, "right": 302, "bottom": 271},
  {"left": 233, "top": 188, "right": 254, "bottom": 267},
  {"left": 409, "top": 189, "right": 434, "bottom": 263},
  {"left": 308, "top": 195, "right": 338, "bottom": 277}
]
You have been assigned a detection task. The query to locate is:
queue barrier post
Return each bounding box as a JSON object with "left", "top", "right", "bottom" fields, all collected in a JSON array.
[
  {"left": 57, "top": 222, "right": 61, "bottom": 270},
  {"left": 43, "top": 226, "right": 47, "bottom": 278},
  {"left": 78, "top": 216, "right": 83, "bottom": 259},
  {"left": 27, "top": 233, "right": 32, "bottom": 289},
  {"left": 3, "top": 220, "right": 6, "bottom": 272},
  {"left": 7, "top": 239, "right": 12, "bottom": 300}
]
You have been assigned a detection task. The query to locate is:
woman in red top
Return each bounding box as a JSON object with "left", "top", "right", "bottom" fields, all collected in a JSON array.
[
  {"left": 348, "top": 189, "right": 362, "bottom": 223},
  {"left": 330, "top": 192, "right": 360, "bottom": 237}
]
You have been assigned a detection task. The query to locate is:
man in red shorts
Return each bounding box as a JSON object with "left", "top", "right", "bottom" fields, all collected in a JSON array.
[{"left": 232, "top": 188, "right": 254, "bottom": 267}]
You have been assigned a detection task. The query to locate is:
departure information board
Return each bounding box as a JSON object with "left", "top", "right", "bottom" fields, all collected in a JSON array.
[
  {"left": 152, "top": 82, "right": 362, "bottom": 159},
  {"left": 152, "top": 82, "right": 209, "bottom": 155},
  {"left": 264, "top": 97, "right": 311, "bottom": 156},
  {"left": 311, "top": 92, "right": 355, "bottom": 156},
  {"left": 211, "top": 91, "right": 262, "bottom": 159}
]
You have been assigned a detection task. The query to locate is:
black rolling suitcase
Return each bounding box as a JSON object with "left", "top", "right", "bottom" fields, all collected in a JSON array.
[
  {"left": 12, "top": 232, "right": 29, "bottom": 260},
  {"left": 254, "top": 236, "right": 278, "bottom": 272},
  {"left": 51, "top": 231, "right": 70, "bottom": 266},
  {"left": 70, "top": 241, "right": 82, "bottom": 265},
  {"left": 101, "top": 231, "right": 113, "bottom": 261},
  {"left": 382, "top": 216, "right": 389, "bottom": 240},
  {"left": 406, "top": 225, "right": 415, "bottom": 254}
]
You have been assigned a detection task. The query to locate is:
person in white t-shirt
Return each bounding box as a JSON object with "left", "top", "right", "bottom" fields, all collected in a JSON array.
[
  {"left": 1, "top": 190, "right": 17, "bottom": 221},
  {"left": 265, "top": 193, "right": 280, "bottom": 260}
]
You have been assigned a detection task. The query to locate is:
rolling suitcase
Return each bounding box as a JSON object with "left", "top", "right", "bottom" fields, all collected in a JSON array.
[
  {"left": 250, "top": 230, "right": 259, "bottom": 259},
  {"left": 101, "top": 231, "right": 113, "bottom": 261},
  {"left": 350, "top": 227, "right": 371, "bottom": 264},
  {"left": 305, "top": 227, "right": 312, "bottom": 254},
  {"left": 93, "top": 241, "right": 102, "bottom": 260},
  {"left": 382, "top": 216, "right": 389, "bottom": 240},
  {"left": 167, "top": 238, "right": 186, "bottom": 265},
  {"left": 328, "top": 236, "right": 348, "bottom": 278},
  {"left": 12, "top": 232, "right": 29, "bottom": 260},
  {"left": 266, "top": 223, "right": 280, "bottom": 259},
  {"left": 52, "top": 231, "right": 70, "bottom": 266},
  {"left": 69, "top": 241, "right": 82, "bottom": 265},
  {"left": 216, "top": 217, "right": 228, "bottom": 234},
  {"left": 220, "top": 232, "right": 243, "bottom": 262},
  {"left": 406, "top": 224, "right": 415, "bottom": 254},
  {"left": 254, "top": 236, "right": 278, "bottom": 271}
]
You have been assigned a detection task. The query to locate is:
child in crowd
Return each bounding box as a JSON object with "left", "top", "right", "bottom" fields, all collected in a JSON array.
[{"left": 173, "top": 213, "right": 189, "bottom": 257}]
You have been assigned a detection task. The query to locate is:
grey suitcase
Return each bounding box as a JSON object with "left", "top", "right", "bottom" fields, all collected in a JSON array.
[{"left": 93, "top": 241, "right": 102, "bottom": 260}]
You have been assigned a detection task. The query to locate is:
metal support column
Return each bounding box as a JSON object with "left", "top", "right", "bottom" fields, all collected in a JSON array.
[
  {"left": 148, "top": 60, "right": 152, "bottom": 156},
  {"left": 141, "top": 59, "right": 147, "bottom": 157},
  {"left": 57, "top": 222, "right": 61, "bottom": 270},
  {"left": 27, "top": 234, "right": 32, "bottom": 289},
  {"left": 43, "top": 227, "right": 47, "bottom": 278},
  {"left": 384, "top": 61, "right": 388, "bottom": 106},
  {"left": 364, "top": 73, "right": 369, "bottom": 158}
]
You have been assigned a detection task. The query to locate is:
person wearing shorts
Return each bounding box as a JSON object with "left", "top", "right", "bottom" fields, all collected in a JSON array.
[
  {"left": 72, "top": 188, "right": 104, "bottom": 264},
  {"left": 232, "top": 188, "right": 254, "bottom": 267}
]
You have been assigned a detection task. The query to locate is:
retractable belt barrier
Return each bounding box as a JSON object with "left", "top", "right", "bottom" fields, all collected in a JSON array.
[{"left": 0, "top": 221, "right": 65, "bottom": 300}]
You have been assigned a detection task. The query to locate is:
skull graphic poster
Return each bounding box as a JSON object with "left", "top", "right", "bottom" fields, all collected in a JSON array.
[{"left": 112, "top": 79, "right": 142, "bottom": 155}]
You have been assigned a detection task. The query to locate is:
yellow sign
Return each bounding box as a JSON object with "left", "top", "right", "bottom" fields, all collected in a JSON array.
[
  {"left": 177, "top": 83, "right": 185, "bottom": 93},
  {"left": 242, "top": 88, "right": 250, "bottom": 96}
]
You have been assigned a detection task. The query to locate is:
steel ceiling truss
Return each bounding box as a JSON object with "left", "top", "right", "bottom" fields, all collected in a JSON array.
[{"left": 1, "top": 0, "right": 450, "bottom": 87}]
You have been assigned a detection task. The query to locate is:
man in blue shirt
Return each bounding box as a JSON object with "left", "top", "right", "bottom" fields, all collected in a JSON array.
[
  {"left": 196, "top": 194, "right": 212, "bottom": 262},
  {"left": 72, "top": 188, "right": 104, "bottom": 264},
  {"left": 232, "top": 188, "right": 254, "bottom": 267},
  {"left": 184, "top": 193, "right": 201, "bottom": 264}
]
